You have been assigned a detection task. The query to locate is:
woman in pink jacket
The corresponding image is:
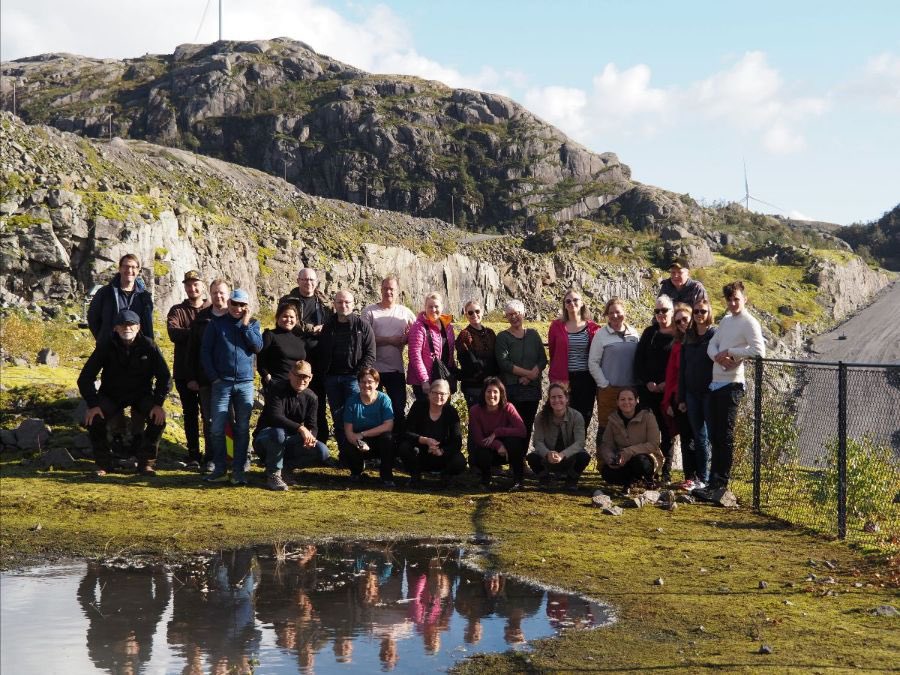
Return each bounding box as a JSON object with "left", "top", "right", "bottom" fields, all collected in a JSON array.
[
  {"left": 407, "top": 292, "right": 457, "bottom": 401},
  {"left": 547, "top": 289, "right": 600, "bottom": 432}
]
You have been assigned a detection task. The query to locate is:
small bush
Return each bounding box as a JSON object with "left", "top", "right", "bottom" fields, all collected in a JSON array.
[{"left": 814, "top": 436, "right": 900, "bottom": 521}]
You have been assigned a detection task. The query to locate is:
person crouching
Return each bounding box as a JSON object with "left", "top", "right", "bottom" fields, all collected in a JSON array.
[
  {"left": 597, "top": 387, "right": 664, "bottom": 488},
  {"left": 526, "top": 383, "right": 590, "bottom": 492}
]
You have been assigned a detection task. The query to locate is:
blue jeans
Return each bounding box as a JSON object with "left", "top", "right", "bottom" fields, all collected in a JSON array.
[
  {"left": 324, "top": 375, "right": 359, "bottom": 451},
  {"left": 253, "top": 427, "right": 330, "bottom": 473},
  {"left": 684, "top": 390, "right": 712, "bottom": 482},
  {"left": 209, "top": 379, "right": 254, "bottom": 477}
]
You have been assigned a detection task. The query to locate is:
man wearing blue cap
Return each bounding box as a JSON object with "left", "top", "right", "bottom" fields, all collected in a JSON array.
[
  {"left": 78, "top": 309, "right": 171, "bottom": 476},
  {"left": 201, "top": 288, "right": 263, "bottom": 484}
]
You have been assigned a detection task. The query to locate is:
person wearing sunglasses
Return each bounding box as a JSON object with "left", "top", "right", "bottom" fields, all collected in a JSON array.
[
  {"left": 661, "top": 303, "right": 696, "bottom": 487},
  {"left": 634, "top": 294, "right": 677, "bottom": 483},
  {"left": 675, "top": 299, "right": 717, "bottom": 491},
  {"left": 456, "top": 299, "right": 498, "bottom": 407}
]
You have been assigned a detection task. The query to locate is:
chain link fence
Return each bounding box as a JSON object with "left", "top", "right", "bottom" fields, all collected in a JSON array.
[{"left": 731, "top": 357, "right": 900, "bottom": 551}]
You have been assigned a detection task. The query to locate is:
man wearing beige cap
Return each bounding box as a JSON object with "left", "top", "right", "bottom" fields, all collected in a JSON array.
[
  {"left": 658, "top": 256, "right": 708, "bottom": 307},
  {"left": 166, "top": 270, "right": 210, "bottom": 469},
  {"left": 253, "top": 360, "right": 330, "bottom": 491}
]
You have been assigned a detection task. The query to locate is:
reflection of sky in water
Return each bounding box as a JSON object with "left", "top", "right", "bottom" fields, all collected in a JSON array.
[{"left": 1, "top": 541, "right": 612, "bottom": 674}]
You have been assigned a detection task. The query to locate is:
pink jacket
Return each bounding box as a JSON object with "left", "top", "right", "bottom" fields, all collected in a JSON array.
[
  {"left": 547, "top": 319, "right": 600, "bottom": 383},
  {"left": 406, "top": 312, "right": 457, "bottom": 386}
]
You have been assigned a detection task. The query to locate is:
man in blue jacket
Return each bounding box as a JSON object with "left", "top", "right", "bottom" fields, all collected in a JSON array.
[
  {"left": 201, "top": 288, "right": 263, "bottom": 484},
  {"left": 87, "top": 253, "right": 154, "bottom": 342}
]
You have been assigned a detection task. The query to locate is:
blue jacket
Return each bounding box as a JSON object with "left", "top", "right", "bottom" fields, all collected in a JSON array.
[
  {"left": 87, "top": 274, "right": 154, "bottom": 342},
  {"left": 201, "top": 312, "right": 263, "bottom": 383}
]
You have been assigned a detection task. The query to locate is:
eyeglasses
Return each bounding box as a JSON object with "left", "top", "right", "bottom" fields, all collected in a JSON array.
[
  {"left": 467, "top": 309, "right": 482, "bottom": 316},
  {"left": 564, "top": 298, "right": 581, "bottom": 305},
  {"left": 654, "top": 308, "right": 670, "bottom": 315},
  {"left": 292, "top": 373, "right": 312, "bottom": 381},
  {"left": 695, "top": 309, "right": 709, "bottom": 315},
  {"left": 298, "top": 277, "right": 316, "bottom": 283},
  {"left": 229, "top": 301, "right": 248, "bottom": 307},
  {"left": 675, "top": 317, "right": 690, "bottom": 325}
]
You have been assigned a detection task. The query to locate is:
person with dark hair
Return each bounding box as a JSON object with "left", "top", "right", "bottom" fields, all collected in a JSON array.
[
  {"left": 526, "top": 383, "right": 590, "bottom": 491},
  {"left": 78, "top": 309, "right": 171, "bottom": 476},
  {"left": 598, "top": 388, "right": 664, "bottom": 487},
  {"left": 456, "top": 299, "right": 498, "bottom": 407},
  {"left": 87, "top": 253, "right": 154, "bottom": 342},
  {"left": 253, "top": 360, "right": 330, "bottom": 491},
  {"left": 495, "top": 300, "right": 547, "bottom": 449},
  {"left": 201, "top": 288, "right": 263, "bottom": 485},
  {"left": 658, "top": 257, "right": 708, "bottom": 307},
  {"left": 661, "top": 303, "right": 695, "bottom": 486},
  {"left": 319, "top": 290, "right": 376, "bottom": 453},
  {"left": 258, "top": 301, "right": 307, "bottom": 388},
  {"left": 676, "top": 298, "right": 717, "bottom": 491},
  {"left": 342, "top": 367, "right": 396, "bottom": 486},
  {"left": 468, "top": 377, "right": 527, "bottom": 490},
  {"left": 547, "top": 289, "right": 600, "bottom": 431},
  {"left": 700, "top": 280, "right": 765, "bottom": 495},
  {"left": 397, "top": 379, "right": 465, "bottom": 487},
  {"left": 634, "top": 294, "right": 677, "bottom": 483},
  {"left": 166, "top": 270, "right": 210, "bottom": 469}
]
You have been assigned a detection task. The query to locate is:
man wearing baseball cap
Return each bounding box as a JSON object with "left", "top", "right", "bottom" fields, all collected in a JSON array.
[
  {"left": 77, "top": 309, "right": 172, "bottom": 476},
  {"left": 252, "top": 360, "right": 331, "bottom": 491},
  {"left": 166, "top": 271, "right": 210, "bottom": 470},
  {"left": 201, "top": 288, "right": 263, "bottom": 485},
  {"left": 658, "top": 256, "right": 708, "bottom": 307}
]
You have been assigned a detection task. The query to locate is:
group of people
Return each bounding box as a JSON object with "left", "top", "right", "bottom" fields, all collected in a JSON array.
[{"left": 78, "top": 253, "right": 765, "bottom": 498}]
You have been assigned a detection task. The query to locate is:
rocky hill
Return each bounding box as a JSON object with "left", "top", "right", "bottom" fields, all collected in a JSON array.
[
  {"left": 835, "top": 204, "right": 900, "bottom": 271},
  {"left": 2, "top": 38, "right": 632, "bottom": 230}
]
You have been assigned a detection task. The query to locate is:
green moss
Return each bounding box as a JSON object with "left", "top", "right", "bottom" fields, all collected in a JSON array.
[
  {"left": 153, "top": 260, "right": 170, "bottom": 277},
  {"left": 1, "top": 214, "right": 49, "bottom": 229},
  {"left": 256, "top": 245, "right": 275, "bottom": 276},
  {"left": 79, "top": 191, "right": 133, "bottom": 221},
  {"left": 154, "top": 247, "right": 169, "bottom": 259}
]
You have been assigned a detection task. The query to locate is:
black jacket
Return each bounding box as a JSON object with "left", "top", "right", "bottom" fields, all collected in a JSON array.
[
  {"left": 317, "top": 314, "right": 376, "bottom": 376},
  {"left": 634, "top": 324, "right": 675, "bottom": 386},
  {"left": 87, "top": 274, "right": 154, "bottom": 342},
  {"left": 78, "top": 334, "right": 171, "bottom": 408},
  {"left": 403, "top": 399, "right": 463, "bottom": 455},
  {"left": 186, "top": 306, "right": 216, "bottom": 385},
  {"left": 679, "top": 327, "right": 717, "bottom": 398},
  {"left": 254, "top": 379, "right": 318, "bottom": 436}
]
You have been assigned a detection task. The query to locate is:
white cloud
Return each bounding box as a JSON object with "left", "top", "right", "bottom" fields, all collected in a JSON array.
[
  {"left": 841, "top": 52, "right": 900, "bottom": 112},
  {"left": 523, "top": 86, "right": 588, "bottom": 138},
  {"left": 788, "top": 209, "right": 814, "bottom": 221}
]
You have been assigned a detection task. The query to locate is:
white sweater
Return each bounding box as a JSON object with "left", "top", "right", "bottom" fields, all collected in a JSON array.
[{"left": 706, "top": 311, "right": 765, "bottom": 385}]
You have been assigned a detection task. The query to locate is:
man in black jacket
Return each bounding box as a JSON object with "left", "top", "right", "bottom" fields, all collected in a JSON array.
[
  {"left": 319, "top": 290, "right": 376, "bottom": 452},
  {"left": 78, "top": 310, "right": 172, "bottom": 476},
  {"left": 87, "top": 253, "right": 154, "bottom": 342},
  {"left": 658, "top": 256, "right": 708, "bottom": 307},
  {"left": 252, "top": 360, "right": 330, "bottom": 491}
]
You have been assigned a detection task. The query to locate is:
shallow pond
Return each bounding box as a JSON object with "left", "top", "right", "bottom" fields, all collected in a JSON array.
[{"left": 1, "top": 539, "right": 611, "bottom": 674}]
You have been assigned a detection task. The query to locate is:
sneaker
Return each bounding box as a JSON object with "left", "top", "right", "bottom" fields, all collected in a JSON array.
[
  {"left": 267, "top": 473, "right": 289, "bottom": 491},
  {"left": 679, "top": 479, "right": 696, "bottom": 491},
  {"left": 508, "top": 481, "right": 524, "bottom": 493},
  {"left": 139, "top": 466, "right": 157, "bottom": 477},
  {"left": 661, "top": 472, "right": 672, "bottom": 485},
  {"left": 203, "top": 461, "right": 216, "bottom": 474},
  {"left": 204, "top": 471, "right": 229, "bottom": 483},
  {"left": 693, "top": 480, "right": 707, "bottom": 490},
  {"left": 186, "top": 460, "right": 201, "bottom": 471}
]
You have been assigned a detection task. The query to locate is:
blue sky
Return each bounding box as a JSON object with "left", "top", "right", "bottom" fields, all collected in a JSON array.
[{"left": 3, "top": 0, "right": 898, "bottom": 225}]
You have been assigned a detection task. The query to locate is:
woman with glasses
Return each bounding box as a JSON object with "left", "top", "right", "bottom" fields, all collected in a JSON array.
[
  {"left": 661, "top": 303, "right": 696, "bottom": 487},
  {"left": 495, "top": 300, "right": 547, "bottom": 449},
  {"left": 547, "top": 289, "right": 600, "bottom": 431},
  {"left": 675, "top": 298, "right": 716, "bottom": 490},
  {"left": 456, "top": 299, "right": 498, "bottom": 407},
  {"left": 397, "top": 379, "right": 465, "bottom": 487},
  {"left": 342, "top": 367, "right": 396, "bottom": 487},
  {"left": 634, "top": 294, "right": 677, "bottom": 483}
]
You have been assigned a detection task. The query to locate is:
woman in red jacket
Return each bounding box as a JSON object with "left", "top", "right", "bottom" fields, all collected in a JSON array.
[
  {"left": 547, "top": 289, "right": 599, "bottom": 432},
  {"left": 661, "top": 303, "right": 694, "bottom": 486}
]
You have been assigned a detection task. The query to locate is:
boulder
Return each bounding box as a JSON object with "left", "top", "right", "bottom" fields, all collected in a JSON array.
[
  {"left": 602, "top": 505, "right": 624, "bottom": 516},
  {"left": 36, "top": 348, "right": 59, "bottom": 367},
  {"left": 591, "top": 490, "right": 613, "bottom": 509},
  {"left": 38, "top": 447, "right": 75, "bottom": 469},
  {"left": 0, "top": 429, "right": 18, "bottom": 448},
  {"left": 15, "top": 418, "right": 51, "bottom": 450}
]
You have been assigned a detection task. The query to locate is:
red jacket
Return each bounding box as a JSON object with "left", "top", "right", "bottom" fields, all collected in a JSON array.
[{"left": 547, "top": 319, "right": 600, "bottom": 383}]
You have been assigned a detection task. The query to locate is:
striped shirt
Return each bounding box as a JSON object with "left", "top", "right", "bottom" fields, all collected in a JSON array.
[{"left": 567, "top": 327, "right": 590, "bottom": 372}]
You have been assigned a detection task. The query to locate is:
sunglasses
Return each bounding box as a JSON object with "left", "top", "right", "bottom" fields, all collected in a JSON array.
[
  {"left": 564, "top": 298, "right": 581, "bottom": 305},
  {"left": 229, "top": 301, "right": 248, "bottom": 307},
  {"left": 695, "top": 309, "right": 709, "bottom": 315},
  {"left": 467, "top": 309, "right": 482, "bottom": 316},
  {"left": 675, "top": 317, "right": 691, "bottom": 324},
  {"left": 654, "top": 308, "right": 670, "bottom": 315}
]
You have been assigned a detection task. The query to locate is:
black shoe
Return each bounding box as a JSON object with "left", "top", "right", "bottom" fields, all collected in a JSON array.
[
  {"left": 408, "top": 474, "right": 422, "bottom": 488},
  {"left": 508, "top": 481, "right": 524, "bottom": 492},
  {"left": 349, "top": 473, "right": 363, "bottom": 484},
  {"left": 564, "top": 479, "right": 579, "bottom": 493},
  {"left": 537, "top": 473, "right": 551, "bottom": 488}
]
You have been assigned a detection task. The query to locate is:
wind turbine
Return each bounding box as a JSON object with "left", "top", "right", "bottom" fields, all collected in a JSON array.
[{"left": 740, "top": 159, "right": 785, "bottom": 214}]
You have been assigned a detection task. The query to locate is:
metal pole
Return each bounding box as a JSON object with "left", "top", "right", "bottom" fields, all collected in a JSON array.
[
  {"left": 219, "top": 0, "right": 223, "bottom": 41},
  {"left": 837, "top": 361, "right": 847, "bottom": 539},
  {"left": 753, "top": 355, "right": 763, "bottom": 510},
  {"left": 451, "top": 194, "right": 455, "bottom": 225}
]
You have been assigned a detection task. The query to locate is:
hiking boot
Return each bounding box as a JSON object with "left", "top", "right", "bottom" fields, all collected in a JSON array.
[
  {"left": 267, "top": 472, "right": 289, "bottom": 492},
  {"left": 537, "top": 472, "right": 551, "bottom": 488},
  {"left": 230, "top": 473, "right": 248, "bottom": 486},
  {"left": 564, "top": 479, "right": 579, "bottom": 493}
]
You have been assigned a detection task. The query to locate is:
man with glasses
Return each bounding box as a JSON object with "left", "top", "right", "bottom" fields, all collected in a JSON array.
[
  {"left": 362, "top": 275, "right": 416, "bottom": 435},
  {"left": 658, "top": 256, "right": 708, "bottom": 308},
  {"left": 88, "top": 253, "right": 154, "bottom": 342},
  {"left": 253, "top": 360, "right": 330, "bottom": 491},
  {"left": 280, "top": 267, "right": 333, "bottom": 443},
  {"left": 201, "top": 288, "right": 263, "bottom": 485},
  {"left": 318, "top": 290, "right": 376, "bottom": 453}
]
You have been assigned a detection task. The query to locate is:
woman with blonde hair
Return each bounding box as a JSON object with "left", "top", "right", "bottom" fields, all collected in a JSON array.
[{"left": 407, "top": 291, "right": 457, "bottom": 401}]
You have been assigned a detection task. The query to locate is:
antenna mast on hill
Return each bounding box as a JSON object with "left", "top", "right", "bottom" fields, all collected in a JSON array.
[
  {"left": 219, "top": 0, "right": 223, "bottom": 41},
  {"left": 740, "top": 159, "right": 786, "bottom": 214}
]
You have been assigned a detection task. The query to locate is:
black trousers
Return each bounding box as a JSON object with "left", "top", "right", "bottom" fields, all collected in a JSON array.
[
  {"left": 508, "top": 398, "right": 539, "bottom": 449},
  {"left": 379, "top": 371, "right": 408, "bottom": 436},
  {"left": 308, "top": 376, "right": 329, "bottom": 444},
  {"left": 174, "top": 379, "right": 204, "bottom": 462},
  {"left": 526, "top": 450, "right": 591, "bottom": 481},
  {"left": 339, "top": 432, "right": 394, "bottom": 480},
  {"left": 396, "top": 439, "right": 466, "bottom": 478},
  {"left": 567, "top": 371, "right": 596, "bottom": 431},
  {"left": 87, "top": 395, "right": 165, "bottom": 470},
  {"left": 600, "top": 454, "right": 655, "bottom": 486},
  {"left": 469, "top": 436, "right": 527, "bottom": 483},
  {"left": 639, "top": 388, "right": 673, "bottom": 475},
  {"left": 709, "top": 383, "right": 745, "bottom": 485}
]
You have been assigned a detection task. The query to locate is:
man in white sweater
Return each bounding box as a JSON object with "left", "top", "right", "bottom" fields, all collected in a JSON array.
[{"left": 704, "top": 280, "right": 766, "bottom": 491}]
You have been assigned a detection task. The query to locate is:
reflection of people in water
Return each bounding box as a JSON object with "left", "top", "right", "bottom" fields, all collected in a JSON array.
[
  {"left": 545, "top": 591, "right": 598, "bottom": 629},
  {"left": 406, "top": 554, "right": 454, "bottom": 654},
  {"left": 167, "top": 549, "right": 262, "bottom": 675},
  {"left": 77, "top": 563, "right": 171, "bottom": 675},
  {"left": 333, "top": 635, "right": 353, "bottom": 663}
]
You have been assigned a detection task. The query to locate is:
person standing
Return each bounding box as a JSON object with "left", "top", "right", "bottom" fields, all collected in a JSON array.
[
  {"left": 257, "top": 302, "right": 307, "bottom": 389},
  {"left": 280, "top": 267, "right": 333, "bottom": 443},
  {"left": 455, "top": 299, "right": 498, "bottom": 407},
  {"left": 702, "top": 281, "right": 765, "bottom": 494},
  {"left": 88, "top": 253, "right": 154, "bottom": 342},
  {"left": 201, "top": 288, "right": 263, "bottom": 485},
  {"left": 166, "top": 270, "right": 210, "bottom": 470},
  {"left": 362, "top": 275, "right": 416, "bottom": 433},
  {"left": 407, "top": 292, "right": 457, "bottom": 401},
  {"left": 658, "top": 257, "right": 708, "bottom": 308},
  {"left": 319, "top": 290, "right": 376, "bottom": 453},
  {"left": 78, "top": 310, "right": 171, "bottom": 477},
  {"left": 547, "top": 289, "right": 599, "bottom": 431}
]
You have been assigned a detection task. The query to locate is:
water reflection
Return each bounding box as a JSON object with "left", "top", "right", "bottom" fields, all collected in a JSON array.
[{"left": 1, "top": 540, "right": 611, "bottom": 674}]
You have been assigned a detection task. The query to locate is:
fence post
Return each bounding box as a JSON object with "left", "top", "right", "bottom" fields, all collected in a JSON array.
[
  {"left": 837, "top": 362, "right": 847, "bottom": 539},
  {"left": 753, "top": 356, "right": 763, "bottom": 510}
]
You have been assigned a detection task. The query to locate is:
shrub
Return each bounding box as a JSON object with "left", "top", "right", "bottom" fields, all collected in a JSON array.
[{"left": 814, "top": 436, "right": 900, "bottom": 521}]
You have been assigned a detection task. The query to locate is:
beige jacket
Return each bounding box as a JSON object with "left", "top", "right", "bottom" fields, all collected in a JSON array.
[
  {"left": 599, "top": 408, "right": 664, "bottom": 471},
  {"left": 532, "top": 408, "right": 586, "bottom": 459}
]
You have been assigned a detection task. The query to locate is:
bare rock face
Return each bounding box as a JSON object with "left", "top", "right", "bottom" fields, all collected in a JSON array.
[
  {"left": 15, "top": 418, "right": 51, "bottom": 450},
  {"left": 810, "top": 257, "right": 892, "bottom": 322}
]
